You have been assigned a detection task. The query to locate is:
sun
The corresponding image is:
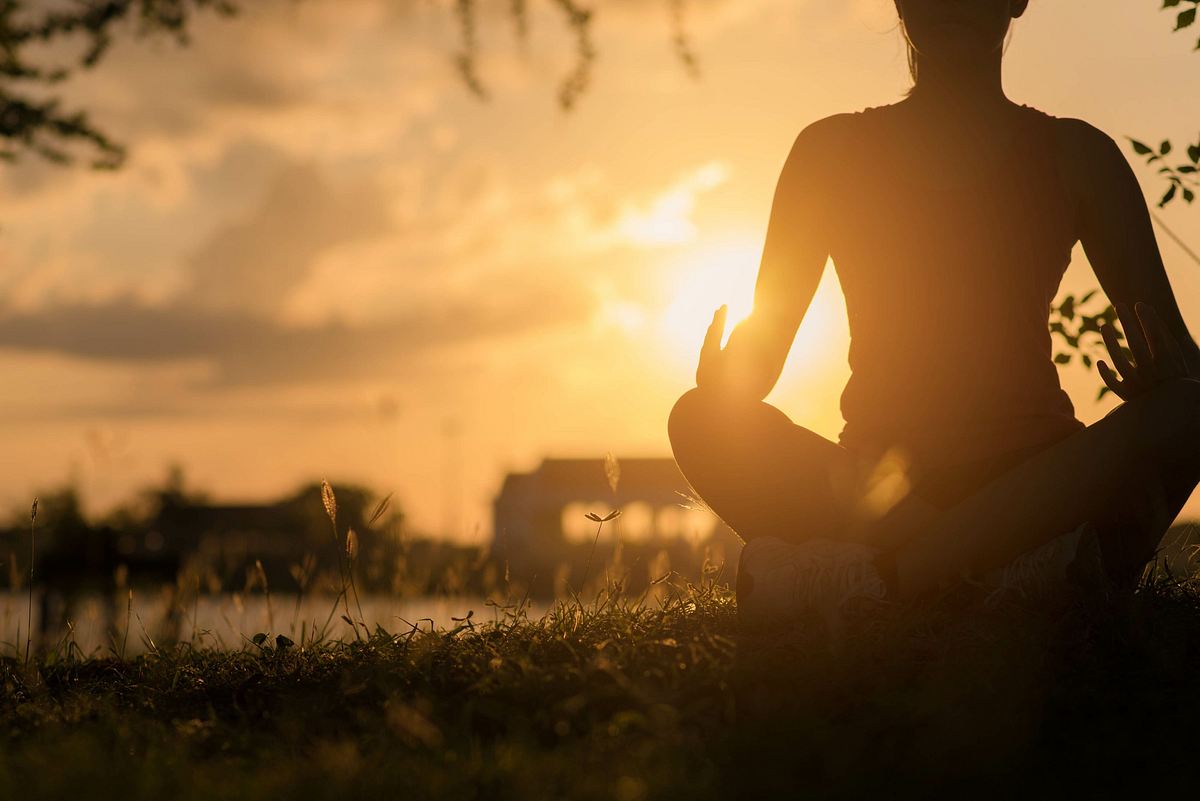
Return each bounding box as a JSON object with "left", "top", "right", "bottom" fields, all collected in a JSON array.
[
  {"left": 652, "top": 236, "right": 850, "bottom": 404},
  {"left": 659, "top": 239, "right": 761, "bottom": 358}
]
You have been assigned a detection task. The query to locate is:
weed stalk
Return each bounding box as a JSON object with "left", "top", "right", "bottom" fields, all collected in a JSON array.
[{"left": 25, "top": 498, "right": 37, "bottom": 666}]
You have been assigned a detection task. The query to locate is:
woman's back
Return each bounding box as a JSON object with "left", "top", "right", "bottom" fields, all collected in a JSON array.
[{"left": 822, "top": 101, "right": 1085, "bottom": 472}]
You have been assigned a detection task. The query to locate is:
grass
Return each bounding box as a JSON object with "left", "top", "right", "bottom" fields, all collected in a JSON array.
[{"left": 2, "top": 573, "right": 1200, "bottom": 800}]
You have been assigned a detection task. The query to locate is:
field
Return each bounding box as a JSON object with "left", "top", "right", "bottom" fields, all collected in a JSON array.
[{"left": 3, "top": 575, "right": 1200, "bottom": 800}]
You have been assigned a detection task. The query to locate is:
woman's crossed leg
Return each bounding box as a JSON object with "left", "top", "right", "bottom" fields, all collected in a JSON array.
[
  {"left": 669, "top": 306, "right": 1200, "bottom": 600},
  {"left": 670, "top": 379, "right": 1200, "bottom": 599}
]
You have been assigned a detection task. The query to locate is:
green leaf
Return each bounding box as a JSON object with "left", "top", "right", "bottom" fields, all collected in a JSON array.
[
  {"left": 1082, "top": 355, "right": 1093, "bottom": 369},
  {"left": 1054, "top": 353, "right": 1072, "bottom": 365},
  {"left": 252, "top": 632, "right": 268, "bottom": 646},
  {"left": 1177, "top": 7, "right": 1197, "bottom": 29},
  {"left": 1161, "top": 140, "right": 1173, "bottom": 155},
  {"left": 1080, "top": 290, "right": 1097, "bottom": 304},
  {"left": 1163, "top": 0, "right": 1181, "bottom": 8},
  {"left": 1178, "top": 165, "right": 1198, "bottom": 174},
  {"left": 1185, "top": 188, "right": 1196, "bottom": 203},
  {"left": 1160, "top": 183, "right": 1179, "bottom": 207},
  {"left": 1060, "top": 296, "right": 1076, "bottom": 321},
  {"left": 1189, "top": 144, "right": 1200, "bottom": 164},
  {"left": 1097, "top": 385, "right": 1111, "bottom": 401},
  {"left": 275, "top": 634, "right": 294, "bottom": 650},
  {"left": 1129, "top": 139, "right": 1153, "bottom": 156}
]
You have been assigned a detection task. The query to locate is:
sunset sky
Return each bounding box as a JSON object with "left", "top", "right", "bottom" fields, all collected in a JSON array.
[{"left": 2, "top": 0, "right": 1199, "bottom": 541}]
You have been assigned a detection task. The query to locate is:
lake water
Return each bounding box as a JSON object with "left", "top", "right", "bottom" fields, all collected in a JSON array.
[{"left": 0, "top": 591, "right": 551, "bottom": 657}]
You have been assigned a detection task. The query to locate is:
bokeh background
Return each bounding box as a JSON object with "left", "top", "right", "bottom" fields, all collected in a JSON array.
[{"left": 2, "top": 0, "right": 1198, "bottom": 541}]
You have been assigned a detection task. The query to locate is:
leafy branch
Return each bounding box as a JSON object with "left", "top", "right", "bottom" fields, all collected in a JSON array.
[
  {"left": 0, "top": 0, "right": 242, "bottom": 169},
  {"left": 1162, "top": 0, "right": 1199, "bottom": 49},
  {"left": 1128, "top": 135, "right": 1200, "bottom": 207},
  {"left": 1, "top": 0, "right": 701, "bottom": 170},
  {"left": 1048, "top": 290, "right": 1123, "bottom": 401},
  {"left": 1129, "top": 0, "right": 1200, "bottom": 206}
]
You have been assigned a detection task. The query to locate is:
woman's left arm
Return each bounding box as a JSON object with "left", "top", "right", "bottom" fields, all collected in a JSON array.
[{"left": 1064, "top": 118, "right": 1200, "bottom": 373}]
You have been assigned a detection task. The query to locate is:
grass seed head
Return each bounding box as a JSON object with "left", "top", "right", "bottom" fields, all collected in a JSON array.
[
  {"left": 321, "top": 480, "right": 337, "bottom": 524},
  {"left": 605, "top": 452, "right": 621, "bottom": 494},
  {"left": 368, "top": 493, "right": 392, "bottom": 527}
]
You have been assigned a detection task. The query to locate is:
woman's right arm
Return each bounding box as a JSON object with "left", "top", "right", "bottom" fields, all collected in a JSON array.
[{"left": 698, "top": 115, "right": 846, "bottom": 400}]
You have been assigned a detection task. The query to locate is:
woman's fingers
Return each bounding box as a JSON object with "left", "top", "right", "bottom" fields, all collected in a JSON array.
[
  {"left": 1100, "top": 322, "right": 1138, "bottom": 386},
  {"left": 1135, "top": 302, "right": 1188, "bottom": 378},
  {"left": 700, "top": 305, "right": 727, "bottom": 357},
  {"left": 1097, "top": 359, "right": 1130, "bottom": 401},
  {"left": 1116, "top": 302, "right": 1154, "bottom": 381},
  {"left": 696, "top": 305, "right": 728, "bottom": 386}
]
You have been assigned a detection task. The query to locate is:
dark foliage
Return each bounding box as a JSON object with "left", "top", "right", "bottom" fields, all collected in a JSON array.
[{"left": 0, "top": 0, "right": 241, "bottom": 167}]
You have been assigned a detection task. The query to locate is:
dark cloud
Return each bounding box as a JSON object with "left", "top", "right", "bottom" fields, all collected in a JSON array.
[
  {"left": 0, "top": 146, "right": 599, "bottom": 387},
  {"left": 0, "top": 277, "right": 592, "bottom": 386}
]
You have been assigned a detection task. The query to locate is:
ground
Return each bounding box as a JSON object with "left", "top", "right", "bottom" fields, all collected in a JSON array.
[{"left": 2, "top": 577, "right": 1200, "bottom": 800}]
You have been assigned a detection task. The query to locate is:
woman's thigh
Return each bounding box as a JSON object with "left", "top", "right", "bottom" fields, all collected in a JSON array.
[
  {"left": 891, "top": 379, "right": 1200, "bottom": 596},
  {"left": 667, "top": 388, "right": 860, "bottom": 543}
]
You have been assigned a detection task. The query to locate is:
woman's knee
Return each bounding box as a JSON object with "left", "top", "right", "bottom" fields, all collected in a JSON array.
[
  {"left": 668, "top": 388, "right": 713, "bottom": 456},
  {"left": 1146, "top": 378, "right": 1200, "bottom": 440},
  {"left": 1107, "top": 378, "right": 1200, "bottom": 442},
  {"left": 667, "top": 387, "right": 753, "bottom": 468},
  {"left": 1175, "top": 377, "right": 1200, "bottom": 414}
]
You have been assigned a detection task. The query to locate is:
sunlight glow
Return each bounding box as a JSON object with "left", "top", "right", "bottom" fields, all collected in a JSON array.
[
  {"left": 659, "top": 239, "right": 760, "bottom": 357},
  {"left": 617, "top": 162, "right": 729, "bottom": 246}
]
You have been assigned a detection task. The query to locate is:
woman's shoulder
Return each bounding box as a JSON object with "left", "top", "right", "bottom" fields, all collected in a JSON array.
[
  {"left": 1020, "top": 105, "right": 1118, "bottom": 152},
  {"left": 1020, "top": 107, "right": 1133, "bottom": 220},
  {"left": 793, "top": 104, "right": 898, "bottom": 150},
  {"left": 1024, "top": 108, "right": 1127, "bottom": 182},
  {"left": 804, "top": 103, "right": 899, "bottom": 129}
]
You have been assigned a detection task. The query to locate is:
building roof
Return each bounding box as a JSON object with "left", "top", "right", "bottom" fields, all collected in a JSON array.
[{"left": 496, "top": 457, "right": 690, "bottom": 502}]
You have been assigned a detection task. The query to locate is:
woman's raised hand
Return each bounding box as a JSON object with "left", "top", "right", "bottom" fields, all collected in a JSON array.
[
  {"left": 1097, "top": 301, "right": 1195, "bottom": 401},
  {"left": 695, "top": 304, "right": 729, "bottom": 390}
]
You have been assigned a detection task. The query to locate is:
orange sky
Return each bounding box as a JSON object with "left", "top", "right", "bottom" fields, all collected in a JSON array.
[{"left": 1, "top": 0, "right": 1199, "bottom": 540}]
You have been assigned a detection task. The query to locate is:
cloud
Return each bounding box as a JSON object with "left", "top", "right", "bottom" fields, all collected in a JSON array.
[
  {"left": 614, "top": 161, "right": 729, "bottom": 245},
  {"left": 185, "top": 163, "right": 393, "bottom": 314},
  {"left": 0, "top": 0, "right": 745, "bottom": 396},
  {"left": 0, "top": 273, "right": 592, "bottom": 386},
  {"left": 0, "top": 139, "right": 730, "bottom": 386}
]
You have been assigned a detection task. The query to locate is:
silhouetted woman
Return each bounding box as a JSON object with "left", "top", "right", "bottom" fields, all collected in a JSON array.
[{"left": 667, "top": 0, "right": 1200, "bottom": 614}]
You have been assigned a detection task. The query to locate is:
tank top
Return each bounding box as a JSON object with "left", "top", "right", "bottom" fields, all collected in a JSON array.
[{"left": 825, "top": 102, "right": 1086, "bottom": 476}]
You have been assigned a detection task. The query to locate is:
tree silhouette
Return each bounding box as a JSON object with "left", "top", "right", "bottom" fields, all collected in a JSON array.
[
  {"left": 0, "top": 0, "right": 1193, "bottom": 206},
  {"left": 0, "top": 0, "right": 240, "bottom": 168},
  {"left": 0, "top": 0, "right": 700, "bottom": 168}
]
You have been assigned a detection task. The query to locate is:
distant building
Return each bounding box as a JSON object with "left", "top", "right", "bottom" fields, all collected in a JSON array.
[{"left": 491, "top": 457, "right": 735, "bottom": 579}]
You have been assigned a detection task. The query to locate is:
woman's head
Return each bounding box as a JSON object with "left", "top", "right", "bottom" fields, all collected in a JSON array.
[{"left": 895, "top": 0, "right": 1029, "bottom": 81}]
